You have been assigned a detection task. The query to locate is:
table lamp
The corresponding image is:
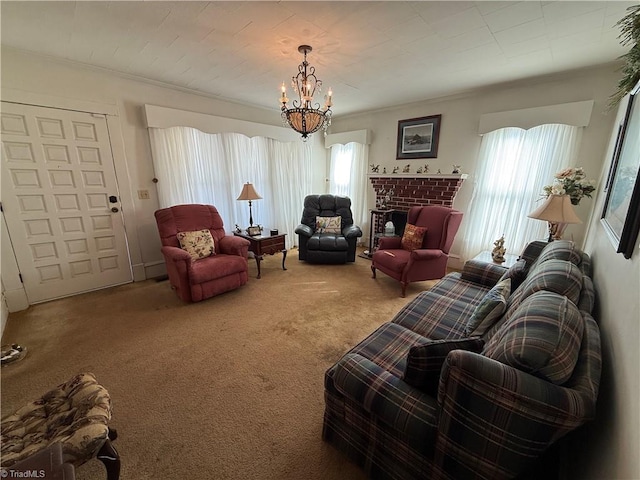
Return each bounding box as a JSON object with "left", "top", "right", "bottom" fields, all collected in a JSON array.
[
  {"left": 237, "top": 182, "right": 262, "bottom": 227},
  {"left": 527, "top": 194, "right": 582, "bottom": 242}
]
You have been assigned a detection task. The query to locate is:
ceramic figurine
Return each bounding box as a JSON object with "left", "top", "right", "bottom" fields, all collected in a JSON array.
[
  {"left": 416, "top": 166, "right": 423, "bottom": 174},
  {"left": 491, "top": 235, "right": 506, "bottom": 263},
  {"left": 383, "top": 167, "right": 387, "bottom": 174},
  {"left": 370, "top": 164, "right": 380, "bottom": 173},
  {"left": 452, "top": 165, "right": 461, "bottom": 174},
  {"left": 403, "top": 164, "right": 411, "bottom": 173},
  {"left": 392, "top": 166, "right": 399, "bottom": 174},
  {"left": 424, "top": 164, "right": 429, "bottom": 173},
  {"left": 437, "top": 168, "right": 441, "bottom": 174}
]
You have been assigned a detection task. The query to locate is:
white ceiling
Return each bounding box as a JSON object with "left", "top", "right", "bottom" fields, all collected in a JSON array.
[{"left": 1, "top": 1, "right": 636, "bottom": 116}]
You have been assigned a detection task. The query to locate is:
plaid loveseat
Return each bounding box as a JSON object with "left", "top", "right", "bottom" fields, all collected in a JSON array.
[{"left": 323, "top": 240, "right": 601, "bottom": 480}]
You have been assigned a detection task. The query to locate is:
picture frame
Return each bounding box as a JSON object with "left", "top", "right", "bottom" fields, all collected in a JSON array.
[
  {"left": 601, "top": 80, "right": 640, "bottom": 259},
  {"left": 396, "top": 114, "right": 441, "bottom": 160},
  {"left": 247, "top": 226, "right": 261, "bottom": 236}
]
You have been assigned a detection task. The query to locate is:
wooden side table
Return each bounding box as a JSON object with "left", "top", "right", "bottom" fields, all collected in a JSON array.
[
  {"left": 234, "top": 231, "right": 287, "bottom": 279},
  {"left": 472, "top": 250, "right": 519, "bottom": 269}
]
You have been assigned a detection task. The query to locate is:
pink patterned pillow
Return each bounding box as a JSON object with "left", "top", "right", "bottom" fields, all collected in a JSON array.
[{"left": 176, "top": 229, "right": 215, "bottom": 260}]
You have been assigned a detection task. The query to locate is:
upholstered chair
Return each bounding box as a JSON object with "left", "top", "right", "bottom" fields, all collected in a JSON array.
[
  {"left": 1, "top": 372, "right": 120, "bottom": 480},
  {"left": 155, "top": 204, "right": 250, "bottom": 302},
  {"left": 371, "top": 205, "right": 463, "bottom": 296},
  {"left": 295, "top": 194, "right": 363, "bottom": 264}
]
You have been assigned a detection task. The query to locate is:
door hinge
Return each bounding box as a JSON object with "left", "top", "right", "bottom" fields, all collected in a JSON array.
[{"left": 18, "top": 273, "right": 23, "bottom": 283}]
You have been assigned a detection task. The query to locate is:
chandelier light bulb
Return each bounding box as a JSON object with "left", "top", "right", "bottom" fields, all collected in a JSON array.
[{"left": 279, "top": 44, "right": 333, "bottom": 140}]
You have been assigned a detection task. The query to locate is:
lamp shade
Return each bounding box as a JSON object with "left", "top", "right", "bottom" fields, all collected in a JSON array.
[
  {"left": 527, "top": 194, "right": 582, "bottom": 224},
  {"left": 237, "top": 183, "right": 262, "bottom": 201}
]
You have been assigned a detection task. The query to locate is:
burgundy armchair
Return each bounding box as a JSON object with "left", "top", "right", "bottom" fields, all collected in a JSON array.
[
  {"left": 371, "top": 205, "right": 463, "bottom": 297},
  {"left": 154, "top": 204, "right": 250, "bottom": 302}
]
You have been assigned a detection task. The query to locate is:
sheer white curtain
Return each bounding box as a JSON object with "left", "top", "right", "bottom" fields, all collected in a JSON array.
[
  {"left": 329, "top": 142, "right": 369, "bottom": 237},
  {"left": 149, "top": 126, "right": 311, "bottom": 248},
  {"left": 462, "top": 124, "right": 581, "bottom": 260}
]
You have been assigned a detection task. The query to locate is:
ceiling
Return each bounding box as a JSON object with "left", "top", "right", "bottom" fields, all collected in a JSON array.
[{"left": 1, "top": 1, "right": 636, "bottom": 117}]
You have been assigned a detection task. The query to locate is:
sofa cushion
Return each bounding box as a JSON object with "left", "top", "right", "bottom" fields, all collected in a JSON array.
[
  {"left": 189, "top": 254, "right": 248, "bottom": 284},
  {"left": 518, "top": 259, "right": 582, "bottom": 305},
  {"left": 401, "top": 223, "right": 427, "bottom": 251},
  {"left": 465, "top": 278, "right": 511, "bottom": 336},
  {"left": 498, "top": 259, "right": 528, "bottom": 292},
  {"left": 177, "top": 229, "right": 215, "bottom": 260},
  {"left": 316, "top": 216, "right": 341, "bottom": 234},
  {"left": 534, "top": 240, "right": 581, "bottom": 267},
  {"left": 483, "top": 291, "right": 584, "bottom": 385},
  {"left": 307, "top": 233, "right": 349, "bottom": 251},
  {"left": 403, "top": 338, "right": 484, "bottom": 394}
]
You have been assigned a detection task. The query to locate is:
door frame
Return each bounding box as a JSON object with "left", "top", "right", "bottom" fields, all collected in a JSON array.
[{"left": 1, "top": 88, "right": 144, "bottom": 312}]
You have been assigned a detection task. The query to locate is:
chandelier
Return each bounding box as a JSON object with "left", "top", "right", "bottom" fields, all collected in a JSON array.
[{"left": 280, "top": 45, "right": 332, "bottom": 140}]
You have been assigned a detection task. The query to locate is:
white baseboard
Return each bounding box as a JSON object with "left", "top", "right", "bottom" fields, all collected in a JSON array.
[
  {"left": 144, "top": 261, "right": 167, "bottom": 279},
  {"left": 4, "top": 287, "right": 29, "bottom": 313}
]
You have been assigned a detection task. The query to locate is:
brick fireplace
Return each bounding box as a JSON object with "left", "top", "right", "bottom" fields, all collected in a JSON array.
[{"left": 367, "top": 174, "right": 468, "bottom": 242}]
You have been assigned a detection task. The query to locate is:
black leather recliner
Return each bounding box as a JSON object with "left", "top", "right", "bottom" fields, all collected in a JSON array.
[{"left": 295, "top": 194, "right": 363, "bottom": 264}]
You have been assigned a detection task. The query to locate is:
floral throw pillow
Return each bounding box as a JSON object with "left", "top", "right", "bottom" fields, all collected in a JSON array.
[
  {"left": 401, "top": 223, "right": 427, "bottom": 251},
  {"left": 176, "top": 229, "right": 215, "bottom": 261},
  {"left": 316, "top": 216, "right": 341, "bottom": 234}
]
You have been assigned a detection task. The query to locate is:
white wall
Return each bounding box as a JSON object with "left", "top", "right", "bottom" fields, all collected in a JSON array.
[
  {"left": 331, "top": 64, "right": 622, "bottom": 263},
  {"left": 566, "top": 91, "right": 640, "bottom": 480},
  {"left": 1, "top": 49, "right": 326, "bottom": 283}
]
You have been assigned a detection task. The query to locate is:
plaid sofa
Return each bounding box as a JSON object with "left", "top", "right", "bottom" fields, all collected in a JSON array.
[{"left": 323, "top": 240, "right": 601, "bottom": 480}]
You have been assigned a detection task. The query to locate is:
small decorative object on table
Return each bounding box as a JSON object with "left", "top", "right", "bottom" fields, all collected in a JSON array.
[
  {"left": 247, "top": 226, "right": 261, "bottom": 236},
  {"left": 376, "top": 188, "right": 395, "bottom": 209},
  {"left": 384, "top": 221, "right": 395, "bottom": 236},
  {"left": 491, "top": 235, "right": 506, "bottom": 263}
]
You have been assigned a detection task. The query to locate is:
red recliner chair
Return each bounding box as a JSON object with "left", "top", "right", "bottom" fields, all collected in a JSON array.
[
  {"left": 371, "top": 205, "right": 463, "bottom": 297},
  {"left": 154, "top": 204, "right": 250, "bottom": 302}
]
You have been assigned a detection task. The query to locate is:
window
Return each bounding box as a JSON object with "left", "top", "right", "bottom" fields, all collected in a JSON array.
[
  {"left": 462, "top": 124, "right": 581, "bottom": 260},
  {"left": 329, "top": 142, "right": 369, "bottom": 234}
]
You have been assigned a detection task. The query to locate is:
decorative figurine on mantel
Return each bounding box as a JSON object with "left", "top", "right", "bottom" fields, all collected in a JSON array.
[
  {"left": 416, "top": 166, "right": 423, "bottom": 174},
  {"left": 424, "top": 164, "right": 430, "bottom": 173},
  {"left": 383, "top": 167, "right": 387, "bottom": 174},
  {"left": 403, "top": 164, "right": 411, "bottom": 173},
  {"left": 370, "top": 164, "right": 380, "bottom": 173},
  {"left": 491, "top": 235, "right": 506, "bottom": 263},
  {"left": 452, "top": 165, "right": 461, "bottom": 174},
  {"left": 392, "top": 166, "right": 399, "bottom": 174},
  {"left": 437, "top": 169, "right": 441, "bottom": 174}
]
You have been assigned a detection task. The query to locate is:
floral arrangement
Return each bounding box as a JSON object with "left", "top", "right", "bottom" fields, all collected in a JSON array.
[{"left": 542, "top": 167, "right": 596, "bottom": 205}]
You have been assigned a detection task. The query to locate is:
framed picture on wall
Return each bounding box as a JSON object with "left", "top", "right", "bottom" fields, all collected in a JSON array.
[
  {"left": 396, "top": 115, "right": 441, "bottom": 159},
  {"left": 601, "top": 80, "right": 640, "bottom": 259}
]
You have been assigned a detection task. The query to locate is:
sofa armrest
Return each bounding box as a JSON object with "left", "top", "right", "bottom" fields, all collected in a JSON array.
[
  {"left": 434, "top": 349, "right": 596, "bottom": 479},
  {"left": 411, "top": 249, "right": 445, "bottom": 261},
  {"left": 331, "top": 353, "right": 438, "bottom": 442},
  {"left": 161, "top": 245, "right": 191, "bottom": 262},
  {"left": 218, "top": 235, "right": 250, "bottom": 257},
  {"left": 342, "top": 225, "right": 362, "bottom": 239},
  {"left": 295, "top": 224, "right": 313, "bottom": 237},
  {"left": 460, "top": 259, "right": 505, "bottom": 287},
  {"left": 378, "top": 236, "right": 402, "bottom": 249}
]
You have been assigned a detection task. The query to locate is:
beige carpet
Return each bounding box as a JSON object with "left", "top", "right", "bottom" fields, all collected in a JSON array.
[{"left": 1, "top": 249, "right": 439, "bottom": 480}]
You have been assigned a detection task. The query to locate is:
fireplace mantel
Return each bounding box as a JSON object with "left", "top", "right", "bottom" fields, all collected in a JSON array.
[
  {"left": 368, "top": 173, "right": 468, "bottom": 210},
  {"left": 367, "top": 173, "right": 468, "bottom": 180}
]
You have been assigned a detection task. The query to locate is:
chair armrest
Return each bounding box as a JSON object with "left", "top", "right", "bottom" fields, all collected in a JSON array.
[
  {"left": 331, "top": 353, "right": 438, "bottom": 442},
  {"left": 411, "top": 249, "right": 445, "bottom": 261},
  {"left": 435, "top": 350, "right": 596, "bottom": 479},
  {"left": 295, "top": 224, "right": 313, "bottom": 237},
  {"left": 460, "top": 259, "right": 505, "bottom": 287},
  {"left": 161, "top": 245, "right": 191, "bottom": 263},
  {"left": 218, "top": 235, "right": 250, "bottom": 257},
  {"left": 342, "top": 225, "right": 362, "bottom": 239},
  {"left": 378, "top": 236, "right": 402, "bottom": 249}
]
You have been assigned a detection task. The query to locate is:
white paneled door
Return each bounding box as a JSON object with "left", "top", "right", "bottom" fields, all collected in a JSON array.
[{"left": 1, "top": 102, "right": 132, "bottom": 304}]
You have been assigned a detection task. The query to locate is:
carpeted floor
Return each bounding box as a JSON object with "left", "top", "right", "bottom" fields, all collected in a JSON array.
[{"left": 1, "top": 249, "right": 439, "bottom": 480}]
